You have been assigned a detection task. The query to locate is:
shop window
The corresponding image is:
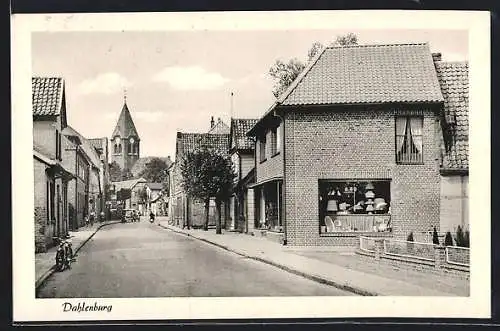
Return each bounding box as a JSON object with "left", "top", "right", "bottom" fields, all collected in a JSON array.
[
  {"left": 318, "top": 180, "right": 392, "bottom": 233},
  {"left": 259, "top": 136, "right": 266, "bottom": 163},
  {"left": 396, "top": 116, "right": 423, "bottom": 164}
]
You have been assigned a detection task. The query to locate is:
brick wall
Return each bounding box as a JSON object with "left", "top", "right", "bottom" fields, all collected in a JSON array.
[
  {"left": 283, "top": 106, "right": 441, "bottom": 246},
  {"left": 34, "top": 158, "right": 49, "bottom": 252}
]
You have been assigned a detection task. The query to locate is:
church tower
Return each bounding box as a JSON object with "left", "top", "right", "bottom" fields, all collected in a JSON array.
[{"left": 110, "top": 92, "right": 140, "bottom": 172}]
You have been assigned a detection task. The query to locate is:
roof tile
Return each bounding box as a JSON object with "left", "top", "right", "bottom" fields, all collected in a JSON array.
[
  {"left": 32, "top": 77, "right": 64, "bottom": 116},
  {"left": 435, "top": 61, "right": 469, "bottom": 171},
  {"left": 231, "top": 118, "right": 258, "bottom": 150},
  {"left": 281, "top": 43, "right": 444, "bottom": 106}
]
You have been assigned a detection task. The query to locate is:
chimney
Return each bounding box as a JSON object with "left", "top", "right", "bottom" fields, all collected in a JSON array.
[
  {"left": 432, "top": 53, "right": 442, "bottom": 62},
  {"left": 210, "top": 116, "right": 215, "bottom": 128}
]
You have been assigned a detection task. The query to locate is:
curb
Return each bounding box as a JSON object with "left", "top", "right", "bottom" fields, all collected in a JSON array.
[
  {"left": 158, "top": 223, "right": 378, "bottom": 296},
  {"left": 35, "top": 221, "right": 121, "bottom": 291}
]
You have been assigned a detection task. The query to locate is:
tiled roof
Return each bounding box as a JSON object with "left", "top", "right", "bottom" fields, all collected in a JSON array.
[
  {"left": 63, "top": 126, "right": 102, "bottom": 168},
  {"left": 175, "top": 132, "right": 229, "bottom": 160},
  {"left": 146, "top": 182, "right": 164, "bottom": 190},
  {"left": 231, "top": 118, "right": 258, "bottom": 150},
  {"left": 279, "top": 43, "right": 444, "bottom": 106},
  {"left": 32, "top": 77, "right": 64, "bottom": 116},
  {"left": 176, "top": 133, "right": 207, "bottom": 156},
  {"left": 435, "top": 61, "right": 469, "bottom": 171},
  {"left": 131, "top": 156, "right": 173, "bottom": 178},
  {"left": 88, "top": 138, "right": 107, "bottom": 152},
  {"left": 198, "top": 133, "right": 230, "bottom": 154},
  {"left": 112, "top": 177, "right": 146, "bottom": 190},
  {"left": 111, "top": 102, "right": 140, "bottom": 139}
]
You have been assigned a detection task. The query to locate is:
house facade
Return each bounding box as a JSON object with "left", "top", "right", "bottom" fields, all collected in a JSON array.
[
  {"left": 248, "top": 43, "right": 464, "bottom": 246},
  {"left": 435, "top": 60, "right": 469, "bottom": 234},
  {"left": 33, "top": 77, "right": 74, "bottom": 252},
  {"left": 110, "top": 177, "right": 147, "bottom": 211},
  {"left": 169, "top": 120, "right": 230, "bottom": 228},
  {"left": 227, "top": 118, "right": 258, "bottom": 232},
  {"left": 62, "top": 126, "right": 104, "bottom": 229}
]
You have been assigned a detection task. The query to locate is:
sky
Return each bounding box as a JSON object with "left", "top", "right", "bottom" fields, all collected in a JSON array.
[{"left": 32, "top": 29, "right": 468, "bottom": 160}]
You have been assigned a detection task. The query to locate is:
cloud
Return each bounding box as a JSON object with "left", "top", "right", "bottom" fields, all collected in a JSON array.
[
  {"left": 78, "top": 72, "right": 132, "bottom": 95},
  {"left": 152, "top": 66, "right": 230, "bottom": 90},
  {"left": 441, "top": 52, "right": 468, "bottom": 62}
]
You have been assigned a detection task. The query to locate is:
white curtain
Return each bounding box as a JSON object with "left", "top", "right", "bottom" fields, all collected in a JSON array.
[
  {"left": 410, "top": 117, "right": 423, "bottom": 153},
  {"left": 396, "top": 117, "right": 407, "bottom": 153}
]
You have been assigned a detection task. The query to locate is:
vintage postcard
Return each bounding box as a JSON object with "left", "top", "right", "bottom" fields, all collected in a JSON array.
[{"left": 12, "top": 10, "right": 490, "bottom": 322}]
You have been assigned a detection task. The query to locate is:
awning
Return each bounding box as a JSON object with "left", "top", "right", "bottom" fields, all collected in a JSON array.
[
  {"left": 47, "top": 163, "right": 75, "bottom": 182},
  {"left": 247, "top": 176, "right": 283, "bottom": 189}
]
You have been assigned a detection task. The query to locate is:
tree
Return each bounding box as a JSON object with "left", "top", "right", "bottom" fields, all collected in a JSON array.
[
  {"left": 139, "top": 158, "right": 169, "bottom": 184},
  {"left": 109, "top": 161, "right": 122, "bottom": 182},
  {"left": 432, "top": 226, "right": 440, "bottom": 245},
  {"left": 180, "top": 147, "right": 235, "bottom": 234},
  {"left": 269, "top": 33, "right": 358, "bottom": 98},
  {"left": 444, "top": 231, "right": 454, "bottom": 246}
]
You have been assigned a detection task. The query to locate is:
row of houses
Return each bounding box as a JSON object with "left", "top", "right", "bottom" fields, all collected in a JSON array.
[
  {"left": 169, "top": 42, "right": 469, "bottom": 247},
  {"left": 33, "top": 77, "right": 110, "bottom": 253}
]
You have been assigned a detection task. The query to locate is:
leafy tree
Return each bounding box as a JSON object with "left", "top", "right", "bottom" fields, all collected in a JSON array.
[
  {"left": 269, "top": 33, "right": 358, "bottom": 98},
  {"left": 432, "top": 226, "right": 440, "bottom": 245},
  {"left": 180, "top": 147, "right": 235, "bottom": 234},
  {"left": 139, "top": 158, "right": 169, "bottom": 185},
  {"left": 406, "top": 231, "right": 414, "bottom": 252},
  {"left": 444, "top": 231, "right": 454, "bottom": 246},
  {"left": 455, "top": 225, "right": 470, "bottom": 248},
  {"left": 335, "top": 32, "right": 358, "bottom": 46},
  {"left": 109, "top": 161, "right": 122, "bottom": 182}
]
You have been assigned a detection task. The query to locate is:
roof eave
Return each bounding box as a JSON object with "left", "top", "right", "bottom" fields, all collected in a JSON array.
[{"left": 440, "top": 168, "right": 469, "bottom": 176}]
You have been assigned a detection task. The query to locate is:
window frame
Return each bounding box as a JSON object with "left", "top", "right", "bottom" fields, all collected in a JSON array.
[
  {"left": 395, "top": 115, "right": 424, "bottom": 165},
  {"left": 259, "top": 135, "right": 267, "bottom": 163}
]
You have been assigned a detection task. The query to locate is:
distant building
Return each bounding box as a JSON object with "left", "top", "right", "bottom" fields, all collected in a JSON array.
[{"left": 169, "top": 117, "right": 230, "bottom": 228}]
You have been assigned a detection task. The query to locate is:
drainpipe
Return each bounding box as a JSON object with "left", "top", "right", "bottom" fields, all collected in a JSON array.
[
  {"left": 276, "top": 112, "right": 286, "bottom": 246},
  {"left": 74, "top": 145, "right": 78, "bottom": 230}
]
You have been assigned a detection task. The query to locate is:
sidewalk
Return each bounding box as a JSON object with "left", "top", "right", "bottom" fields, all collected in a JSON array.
[
  {"left": 35, "top": 220, "right": 120, "bottom": 289},
  {"left": 158, "top": 221, "right": 469, "bottom": 296}
]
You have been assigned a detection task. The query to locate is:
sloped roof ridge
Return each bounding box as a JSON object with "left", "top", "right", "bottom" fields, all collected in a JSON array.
[
  {"left": 325, "top": 42, "right": 428, "bottom": 50},
  {"left": 277, "top": 46, "right": 328, "bottom": 104}
]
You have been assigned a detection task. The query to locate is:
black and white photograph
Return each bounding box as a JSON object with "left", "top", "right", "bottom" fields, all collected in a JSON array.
[{"left": 12, "top": 10, "right": 490, "bottom": 321}]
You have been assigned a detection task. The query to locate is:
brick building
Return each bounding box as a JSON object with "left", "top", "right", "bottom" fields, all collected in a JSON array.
[
  {"left": 169, "top": 119, "right": 230, "bottom": 228},
  {"left": 227, "top": 118, "right": 258, "bottom": 232},
  {"left": 32, "top": 77, "right": 74, "bottom": 252},
  {"left": 247, "top": 43, "right": 468, "bottom": 246}
]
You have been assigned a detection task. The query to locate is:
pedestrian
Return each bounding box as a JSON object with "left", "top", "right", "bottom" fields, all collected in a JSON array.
[{"left": 149, "top": 211, "right": 155, "bottom": 223}]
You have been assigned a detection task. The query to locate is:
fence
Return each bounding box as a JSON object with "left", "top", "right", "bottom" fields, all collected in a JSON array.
[
  {"left": 359, "top": 236, "right": 376, "bottom": 253},
  {"left": 383, "top": 239, "right": 435, "bottom": 261},
  {"left": 357, "top": 237, "right": 470, "bottom": 273},
  {"left": 446, "top": 246, "right": 470, "bottom": 267}
]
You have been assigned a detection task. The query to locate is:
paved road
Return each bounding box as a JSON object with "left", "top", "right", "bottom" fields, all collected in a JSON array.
[{"left": 37, "top": 221, "right": 353, "bottom": 297}]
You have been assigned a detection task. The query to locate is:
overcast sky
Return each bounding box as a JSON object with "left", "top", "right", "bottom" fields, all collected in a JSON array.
[{"left": 32, "top": 29, "right": 468, "bottom": 160}]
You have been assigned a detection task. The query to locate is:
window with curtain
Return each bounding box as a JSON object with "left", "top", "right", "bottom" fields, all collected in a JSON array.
[{"left": 396, "top": 116, "right": 423, "bottom": 164}]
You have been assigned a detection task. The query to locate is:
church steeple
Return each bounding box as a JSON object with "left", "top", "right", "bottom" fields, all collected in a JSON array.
[{"left": 110, "top": 92, "right": 140, "bottom": 174}]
